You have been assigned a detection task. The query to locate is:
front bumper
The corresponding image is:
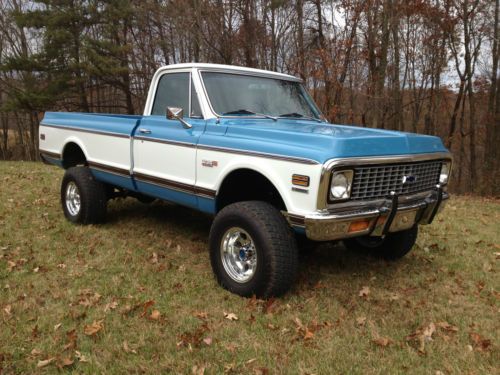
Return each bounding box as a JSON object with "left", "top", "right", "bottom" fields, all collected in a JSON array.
[{"left": 287, "top": 187, "right": 448, "bottom": 241}]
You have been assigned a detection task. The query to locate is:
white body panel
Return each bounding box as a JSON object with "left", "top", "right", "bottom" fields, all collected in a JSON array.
[
  {"left": 133, "top": 140, "right": 196, "bottom": 186},
  {"left": 196, "top": 148, "right": 322, "bottom": 214},
  {"left": 39, "top": 125, "right": 131, "bottom": 171}
]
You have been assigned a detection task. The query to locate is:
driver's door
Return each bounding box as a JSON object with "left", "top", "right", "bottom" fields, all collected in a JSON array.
[{"left": 132, "top": 71, "right": 205, "bottom": 208}]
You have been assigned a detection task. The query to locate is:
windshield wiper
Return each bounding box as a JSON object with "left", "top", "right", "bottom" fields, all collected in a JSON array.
[
  {"left": 279, "top": 112, "right": 324, "bottom": 123},
  {"left": 223, "top": 109, "right": 277, "bottom": 121}
]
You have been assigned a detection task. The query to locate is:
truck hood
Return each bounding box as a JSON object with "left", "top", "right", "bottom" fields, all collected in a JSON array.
[{"left": 212, "top": 119, "right": 448, "bottom": 164}]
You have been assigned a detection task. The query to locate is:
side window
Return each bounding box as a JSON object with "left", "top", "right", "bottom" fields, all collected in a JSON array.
[
  {"left": 151, "top": 73, "right": 189, "bottom": 116},
  {"left": 191, "top": 80, "right": 202, "bottom": 118}
]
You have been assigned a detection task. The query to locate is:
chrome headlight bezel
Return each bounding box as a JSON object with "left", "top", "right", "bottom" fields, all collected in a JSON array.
[
  {"left": 329, "top": 169, "right": 354, "bottom": 201},
  {"left": 439, "top": 161, "right": 452, "bottom": 185}
]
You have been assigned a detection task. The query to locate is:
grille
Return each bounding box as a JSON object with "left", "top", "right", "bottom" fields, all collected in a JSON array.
[{"left": 350, "top": 160, "right": 442, "bottom": 200}]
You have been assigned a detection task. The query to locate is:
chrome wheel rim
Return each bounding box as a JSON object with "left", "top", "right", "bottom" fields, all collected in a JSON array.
[
  {"left": 220, "top": 227, "right": 257, "bottom": 283},
  {"left": 65, "top": 181, "right": 81, "bottom": 216}
]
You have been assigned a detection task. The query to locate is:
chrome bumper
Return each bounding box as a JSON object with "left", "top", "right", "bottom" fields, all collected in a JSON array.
[{"left": 287, "top": 187, "right": 448, "bottom": 241}]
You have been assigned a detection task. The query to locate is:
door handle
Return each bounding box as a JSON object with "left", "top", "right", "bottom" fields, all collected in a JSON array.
[{"left": 139, "top": 128, "right": 151, "bottom": 134}]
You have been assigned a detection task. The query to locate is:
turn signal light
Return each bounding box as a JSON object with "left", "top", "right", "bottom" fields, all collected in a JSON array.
[
  {"left": 292, "top": 174, "right": 310, "bottom": 187},
  {"left": 348, "top": 219, "right": 371, "bottom": 233}
]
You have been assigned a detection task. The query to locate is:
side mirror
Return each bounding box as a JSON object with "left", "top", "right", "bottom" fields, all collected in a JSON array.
[{"left": 166, "top": 106, "right": 192, "bottom": 129}]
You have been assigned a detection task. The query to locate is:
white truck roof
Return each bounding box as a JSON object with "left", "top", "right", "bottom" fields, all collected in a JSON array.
[{"left": 157, "top": 63, "right": 301, "bottom": 82}]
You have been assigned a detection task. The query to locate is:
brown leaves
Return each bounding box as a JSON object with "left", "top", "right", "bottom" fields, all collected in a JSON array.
[
  {"left": 406, "top": 321, "right": 459, "bottom": 354},
  {"left": 469, "top": 332, "right": 492, "bottom": 352},
  {"left": 37, "top": 357, "right": 55, "bottom": 368},
  {"left": 223, "top": 312, "right": 238, "bottom": 321},
  {"left": 83, "top": 320, "right": 104, "bottom": 337},
  {"left": 150, "top": 309, "right": 161, "bottom": 320},
  {"left": 104, "top": 300, "right": 118, "bottom": 312},
  {"left": 177, "top": 322, "right": 210, "bottom": 350},
  {"left": 123, "top": 341, "right": 137, "bottom": 354},
  {"left": 359, "top": 286, "right": 370, "bottom": 298},
  {"left": 372, "top": 337, "right": 393, "bottom": 347},
  {"left": 3, "top": 304, "right": 12, "bottom": 317},
  {"left": 63, "top": 329, "right": 78, "bottom": 351},
  {"left": 77, "top": 290, "right": 102, "bottom": 308},
  {"left": 356, "top": 316, "right": 367, "bottom": 327},
  {"left": 293, "top": 317, "right": 320, "bottom": 341}
]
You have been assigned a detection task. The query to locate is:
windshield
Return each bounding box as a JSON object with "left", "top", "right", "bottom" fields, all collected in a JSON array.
[{"left": 201, "top": 72, "right": 322, "bottom": 119}]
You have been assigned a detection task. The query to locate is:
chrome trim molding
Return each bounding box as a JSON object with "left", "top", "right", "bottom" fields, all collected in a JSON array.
[
  {"left": 317, "top": 152, "right": 452, "bottom": 210},
  {"left": 88, "top": 161, "right": 130, "bottom": 177},
  {"left": 134, "top": 136, "right": 196, "bottom": 148},
  {"left": 197, "top": 144, "right": 319, "bottom": 165},
  {"left": 40, "top": 123, "right": 130, "bottom": 139},
  {"left": 134, "top": 172, "right": 216, "bottom": 199}
]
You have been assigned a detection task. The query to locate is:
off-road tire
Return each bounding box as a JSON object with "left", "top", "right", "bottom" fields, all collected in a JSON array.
[
  {"left": 343, "top": 226, "right": 418, "bottom": 260},
  {"left": 61, "top": 166, "right": 107, "bottom": 224},
  {"left": 209, "top": 201, "right": 299, "bottom": 298}
]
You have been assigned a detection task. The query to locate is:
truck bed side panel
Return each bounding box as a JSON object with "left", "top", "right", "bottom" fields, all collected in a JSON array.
[{"left": 39, "top": 112, "right": 142, "bottom": 191}]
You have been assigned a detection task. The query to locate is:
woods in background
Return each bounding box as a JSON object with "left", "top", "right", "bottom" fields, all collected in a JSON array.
[{"left": 0, "top": 0, "right": 498, "bottom": 195}]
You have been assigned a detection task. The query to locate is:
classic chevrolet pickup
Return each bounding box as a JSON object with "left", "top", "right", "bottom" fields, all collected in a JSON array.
[{"left": 39, "top": 63, "right": 452, "bottom": 297}]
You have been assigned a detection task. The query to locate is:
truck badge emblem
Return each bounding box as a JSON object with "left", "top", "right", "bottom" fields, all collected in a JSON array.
[
  {"left": 202, "top": 160, "right": 218, "bottom": 168},
  {"left": 402, "top": 175, "right": 417, "bottom": 184}
]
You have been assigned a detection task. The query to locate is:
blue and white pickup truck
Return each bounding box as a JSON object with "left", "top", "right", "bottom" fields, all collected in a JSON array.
[{"left": 39, "top": 63, "right": 452, "bottom": 297}]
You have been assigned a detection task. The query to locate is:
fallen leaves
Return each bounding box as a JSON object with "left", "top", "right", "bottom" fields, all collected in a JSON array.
[
  {"left": 359, "top": 286, "right": 370, "bottom": 298},
  {"left": 372, "top": 337, "right": 393, "bottom": 347},
  {"left": 75, "top": 351, "right": 89, "bottom": 363},
  {"left": 356, "top": 316, "right": 367, "bottom": 327},
  {"left": 58, "top": 356, "right": 74, "bottom": 368},
  {"left": 3, "top": 304, "right": 12, "bottom": 316},
  {"left": 64, "top": 329, "right": 78, "bottom": 350},
  {"left": 123, "top": 341, "right": 137, "bottom": 354},
  {"left": 406, "top": 321, "right": 460, "bottom": 354},
  {"left": 78, "top": 291, "right": 102, "bottom": 308},
  {"left": 224, "top": 312, "right": 238, "bottom": 321},
  {"left": 104, "top": 300, "right": 118, "bottom": 312},
  {"left": 469, "top": 332, "right": 492, "bottom": 352},
  {"left": 83, "top": 320, "right": 104, "bottom": 337},
  {"left": 150, "top": 309, "right": 161, "bottom": 320},
  {"left": 293, "top": 317, "right": 320, "bottom": 341},
  {"left": 177, "top": 322, "right": 210, "bottom": 350},
  {"left": 37, "top": 357, "right": 55, "bottom": 368}
]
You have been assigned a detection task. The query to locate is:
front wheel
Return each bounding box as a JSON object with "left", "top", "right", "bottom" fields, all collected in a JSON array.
[
  {"left": 209, "top": 201, "right": 299, "bottom": 298},
  {"left": 343, "top": 226, "right": 418, "bottom": 260},
  {"left": 61, "top": 167, "right": 107, "bottom": 224}
]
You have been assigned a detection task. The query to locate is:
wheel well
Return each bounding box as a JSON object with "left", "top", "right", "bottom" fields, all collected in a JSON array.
[
  {"left": 62, "top": 143, "right": 87, "bottom": 169},
  {"left": 216, "top": 169, "right": 287, "bottom": 212}
]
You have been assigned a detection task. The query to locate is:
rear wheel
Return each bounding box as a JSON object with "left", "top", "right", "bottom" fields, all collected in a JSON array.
[
  {"left": 343, "top": 226, "right": 418, "bottom": 260},
  {"left": 209, "top": 201, "right": 299, "bottom": 298},
  {"left": 61, "top": 167, "right": 107, "bottom": 224}
]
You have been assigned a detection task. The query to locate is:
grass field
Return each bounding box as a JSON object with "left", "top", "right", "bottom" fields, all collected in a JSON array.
[{"left": 0, "top": 161, "right": 498, "bottom": 374}]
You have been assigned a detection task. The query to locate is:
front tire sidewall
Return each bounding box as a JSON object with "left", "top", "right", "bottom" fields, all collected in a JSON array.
[
  {"left": 210, "top": 201, "right": 298, "bottom": 298},
  {"left": 210, "top": 213, "right": 270, "bottom": 297}
]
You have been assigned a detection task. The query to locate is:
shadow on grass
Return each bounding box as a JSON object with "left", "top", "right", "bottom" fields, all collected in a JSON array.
[
  {"left": 106, "top": 198, "right": 213, "bottom": 239},
  {"left": 104, "top": 198, "right": 420, "bottom": 292}
]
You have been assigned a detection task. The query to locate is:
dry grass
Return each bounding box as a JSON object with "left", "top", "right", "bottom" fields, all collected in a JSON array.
[{"left": 0, "top": 161, "right": 498, "bottom": 374}]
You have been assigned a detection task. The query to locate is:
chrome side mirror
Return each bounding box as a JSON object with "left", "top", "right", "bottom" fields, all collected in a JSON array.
[{"left": 166, "top": 106, "right": 192, "bottom": 129}]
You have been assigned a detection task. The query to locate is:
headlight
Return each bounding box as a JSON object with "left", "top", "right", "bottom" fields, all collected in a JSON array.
[
  {"left": 330, "top": 170, "right": 353, "bottom": 200},
  {"left": 439, "top": 162, "right": 451, "bottom": 185}
]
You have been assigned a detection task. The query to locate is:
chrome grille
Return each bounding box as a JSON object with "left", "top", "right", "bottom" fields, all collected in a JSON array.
[{"left": 350, "top": 160, "right": 442, "bottom": 200}]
